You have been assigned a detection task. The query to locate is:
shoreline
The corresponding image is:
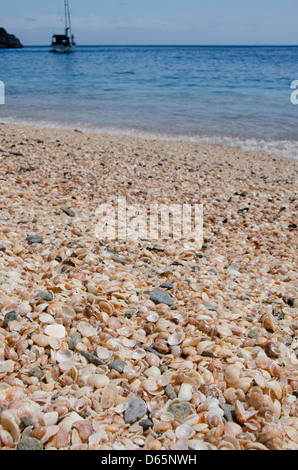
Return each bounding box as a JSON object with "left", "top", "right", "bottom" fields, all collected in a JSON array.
[
  {"left": 0, "top": 122, "right": 297, "bottom": 450},
  {"left": 0, "top": 118, "right": 298, "bottom": 161}
]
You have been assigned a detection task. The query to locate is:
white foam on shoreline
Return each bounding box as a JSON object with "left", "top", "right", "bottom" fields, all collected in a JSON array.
[{"left": 1, "top": 116, "right": 298, "bottom": 160}]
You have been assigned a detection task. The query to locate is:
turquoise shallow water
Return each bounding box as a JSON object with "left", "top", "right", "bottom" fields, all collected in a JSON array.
[{"left": 0, "top": 45, "right": 298, "bottom": 158}]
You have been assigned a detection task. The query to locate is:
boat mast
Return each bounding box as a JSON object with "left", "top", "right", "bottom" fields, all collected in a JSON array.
[{"left": 64, "top": 0, "right": 72, "bottom": 37}]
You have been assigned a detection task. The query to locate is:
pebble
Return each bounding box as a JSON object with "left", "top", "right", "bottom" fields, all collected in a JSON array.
[
  {"left": 108, "top": 360, "right": 127, "bottom": 373},
  {"left": 36, "top": 291, "right": 53, "bottom": 302},
  {"left": 28, "top": 367, "right": 44, "bottom": 380},
  {"left": 61, "top": 207, "right": 76, "bottom": 217},
  {"left": 124, "top": 398, "right": 147, "bottom": 424},
  {"left": 160, "top": 282, "right": 174, "bottom": 289},
  {"left": 3, "top": 310, "right": 18, "bottom": 326},
  {"left": 149, "top": 289, "right": 174, "bottom": 306},
  {"left": 164, "top": 384, "right": 177, "bottom": 400},
  {"left": 168, "top": 401, "right": 193, "bottom": 421},
  {"left": 17, "top": 437, "right": 43, "bottom": 450},
  {"left": 26, "top": 235, "right": 43, "bottom": 244},
  {"left": 203, "top": 302, "right": 217, "bottom": 311}
]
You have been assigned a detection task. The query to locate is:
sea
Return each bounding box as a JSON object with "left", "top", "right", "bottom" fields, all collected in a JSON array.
[{"left": 0, "top": 45, "right": 298, "bottom": 159}]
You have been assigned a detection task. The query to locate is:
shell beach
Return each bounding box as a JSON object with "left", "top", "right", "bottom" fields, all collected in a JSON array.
[{"left": 0, "top": 122, "right": 297, "bottom": 450}]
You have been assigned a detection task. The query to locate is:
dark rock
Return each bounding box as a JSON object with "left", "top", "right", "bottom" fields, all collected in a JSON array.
[
  {"left": 140, "top": 418, "right": 153, "bottom": 430},
  {"left": 203, "top": 302, "right": 217, "bottom": 312},
  {"left": 149, "top": 289, "right": 174, "bottom": 306},
  {"left": 164, "top": 384, "right": 177, "bottom": 400},
  {"left": 26, "top": 235, "right": 43, "bottom": 244},
  {"left": 61, "top": 207, "right": 76, "bottom": 217},
  {"left": 3, "top": 310, "right": 18, "bottom": 326},
  {"left": 160, "top": 282, "right": 174, "bottom": 289},
  {"left": 21, "top": 416, "right": 34, "bottom": 428},
  {"left": 219, "top": 404, "right": 236, "bottom": 422},
  {"left": 108, "top": 360, "right": 127, "bottom": 373},
  {"left": 124, "top": 398, "right": 147, "bottom": 424},
  {"left": 0, "top": 245, "right": 6, "bottom": 252},
  {"left": 17, "top": 437, "right": 43, "bottom": 450},
  {"left": 79, "top": 351, "right": 105, "bottom": 366},
  {"left": 36, "top": 291, "right": 53, "bottom": 302},
  {"left": 0, "top": 28, "right": 23, "bottom": 49}
]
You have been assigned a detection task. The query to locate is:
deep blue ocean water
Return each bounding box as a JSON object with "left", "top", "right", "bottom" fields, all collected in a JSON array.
[{"left": 0, "top": 45, "right": 298, "bottom": 158}]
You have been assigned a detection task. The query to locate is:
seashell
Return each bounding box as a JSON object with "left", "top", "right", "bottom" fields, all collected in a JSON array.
[
  {"left": 218, "top": 435, "right": 241, "bottom": 450},
  {"left": 87, "top": 374, "right": 110, "bottom": 389},
  {"left": 1, "top": 303, "right": 19, "bottom": 315},
  {"left": 72, "top": 420, "right": 94, "bottom": 442},
  {"left": 40, "top": 411, "right": 59, "bottom": 427},
  {"left": 0, "top": 360, "right": 14, "bottom": 373},
  {"left": 98, "top": 301, "right": 114, "bottom": 316},
  {"left": 31, "top": 333, "right": 49, "bottom": 347},
  {"left": 157, "top": 371, "right": 172, "bottom": 387},
  {"left": 132, "top": 348, "right": 146, "bottom": 360},
  {"left": 147, "top": 312, "right": 159, "bottom": 322},
  {"left": 56, "top": 348, "right": 73, "bottom": 363},
  {"left": 144, "top": 366, "right": 161, "bottom": 378},
  {"left": 284, "top": 426, "right": 298, "bottom": 444},
  {"left": 175, "top": 423, "right": 195, "bottom": 440},
  {"left": 39, "top": 313, "right": 55, "bottom": 324},
  {"left": 168, "top": 331, "right": 185, "bottom": 346},
  {"left": 197, "top": 340, "right": 214, "bottom": 355},
  {"left": 77, "top": 321, "right": 97, "bottom": 337},
  {"left": 178, "top": 383, "right": 193, "bottom": 401},
  {"left": 225, "top": 364, "right": 241, "bottom": 388},
  {"left": 261, "top": 313, "right": 276, "bottom": 332},
  {"left": 0, "top": 429, "right": 15, "bottom": 448},
  {"left": 47, "top": 302, "right": 63, "bottom": 316},
  {"left": 96, "top": 346, "right": 112, "bottom": 361},
  {"left": 44, "top": 324, "right": 66, "bottom": 339},
  {"left": 224, "top": 422, "right": 242, "bottom": 437},
  {"left": 48, "top": 336, "right": 62, "bottom": 349},
  {"left": 101, "top": 384, "right": 118, "bottom": 409},
  {"left": 234, "top": 400, "right": 258, "bottom": 424},
  {"left": 0, "top": 410, "right": 20, "bottom": 443},
  {"left": 116, "top": 326, "right": 134, "bottom": 337},
  {"left": 61, "top": 305, "right": 76, "bottom": 319}
]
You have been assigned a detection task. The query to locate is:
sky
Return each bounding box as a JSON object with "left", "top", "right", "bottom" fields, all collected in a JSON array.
[{"left": 1, "top": 0, "right": 298, "bottom": 46}]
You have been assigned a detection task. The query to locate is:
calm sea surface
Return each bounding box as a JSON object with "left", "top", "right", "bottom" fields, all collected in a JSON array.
[{"left": 0, "top": 45, "right": 298, "bottom": 158}]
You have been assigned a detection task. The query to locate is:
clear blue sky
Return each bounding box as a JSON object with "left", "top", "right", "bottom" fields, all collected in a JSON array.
[{"left": 1, "top": 0, "right": 298, "bottom": 45}]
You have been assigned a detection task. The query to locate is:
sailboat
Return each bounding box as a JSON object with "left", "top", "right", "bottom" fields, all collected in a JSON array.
[{"left": 50, "top": 0, "right": 76, "bottom": 53}]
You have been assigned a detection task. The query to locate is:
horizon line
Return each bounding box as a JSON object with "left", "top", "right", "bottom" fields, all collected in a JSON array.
[{"left": 15, "top": 43, "right": 298, "bottom": 47}]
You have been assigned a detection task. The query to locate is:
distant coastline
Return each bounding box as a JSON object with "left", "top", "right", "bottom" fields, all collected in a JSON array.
[{"left": 0, "top": 27, "right": 23, "bottom": 48}]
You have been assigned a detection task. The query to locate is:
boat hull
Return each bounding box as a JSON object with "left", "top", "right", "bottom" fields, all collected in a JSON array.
[{"left": 50, "top": 44, "right": 76, "bottom": 53}]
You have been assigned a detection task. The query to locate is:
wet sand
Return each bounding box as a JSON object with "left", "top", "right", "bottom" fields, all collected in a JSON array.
[{"left": 0, "top": 122, "right": 297, "bottom": 450}]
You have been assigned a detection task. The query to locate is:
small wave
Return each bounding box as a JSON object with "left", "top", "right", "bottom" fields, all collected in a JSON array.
[{"left": 1, "top": 115, "right": 298, "bottom": 160}]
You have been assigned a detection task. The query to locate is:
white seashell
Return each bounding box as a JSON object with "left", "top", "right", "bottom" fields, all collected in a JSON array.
[
  {"left": 0, "top": 360, "right": 14, "bottom": 373},
  {"left": 132, "top": 348, "right": 146, "bottom": 360},
  {"left": 87, "top": 374, "right": 110, "bottom": 389},
  {"left": 168, "top": 331, "right": 184, "bottom": 346},
  {"left": 144, "top": 366, "right": 161, "bottom": 378},
  {"left": 48, "top": 336, "right": 62, "bottom": 350},
  {"left": 40, "top": 411, "right": 59, "bottom": 427},
  {"left": 116, "top": 326, "right": 134, "bottom": 337},
  {"left": 175, "top": 423, "right": 195, "bottom": 440},
  {"left": 157, "top": 371, "right": 172, "bottom": 387},
  {"left": 197, "top": 340, "right": 214, "bottom": 355},
  {"left": 0, "top": 410, "right": 20, "bottom": 443},
  {"left": 77, "top": 321, "right": 97, "bottom": 337},
  {"left": 45, "top": 324, "right": 66, "bottom": 339},
  {"left": 39, "top": 313, "right": 55, "bottom": 324},
  {"left": 61, "top": 305, "right": 76, "bottom": 319},
  {"left": 147, "top": 312, "right": 159, "bottom": 322},
  {"left": 178, "top": 383, "right": 193, "bottom": 401},
  {"left": 96, "top": 346, "right": 111, "bottom": 361},
  {"left": 217, "top": 325, "right": 233, "bottom": 337},
  {"left": 56, "top": 348, "right": 73, "bottom": 363}
]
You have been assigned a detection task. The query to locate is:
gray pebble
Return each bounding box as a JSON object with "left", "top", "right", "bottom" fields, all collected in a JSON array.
[
  {"left": 4, "top": 310, "right": 18, "bottom": 326},
  {"left": 203, "top": 302, "right": 217, "bottom": 311},
  {"left": 149, "top": 289, "right": 174, "bottom": 306},
  {"left": 26, "top": 235, "right": 43, "bottom": 245},
  {"left": 160, "top": 282, "right": 174, "bottom": 289},
  {"left": 28, "top": 367, "right": 44, "bottom": 380},
  {"left": 168, "top": 401, "right": 192, "bottom": 421},
  {"left": 61, "top": 207, "right": 76, "bottom": 217},
  {"left": 164, "top": 384, "right": 177, "bottom": 400},
  {"left": 17, "top": 436, "right": 43, "bottom": 450},
  {"left": 124, "top": 398, "right": 147, "bottom": 424},
  {"left": 36, "top": 291, "right": 53, "bottom": 302},
  {"left": 219, "top": 403, "right": 235, "bottom": 422},
  {"left": 109, "top": 360, "right": 127, "bottom": 373}
]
